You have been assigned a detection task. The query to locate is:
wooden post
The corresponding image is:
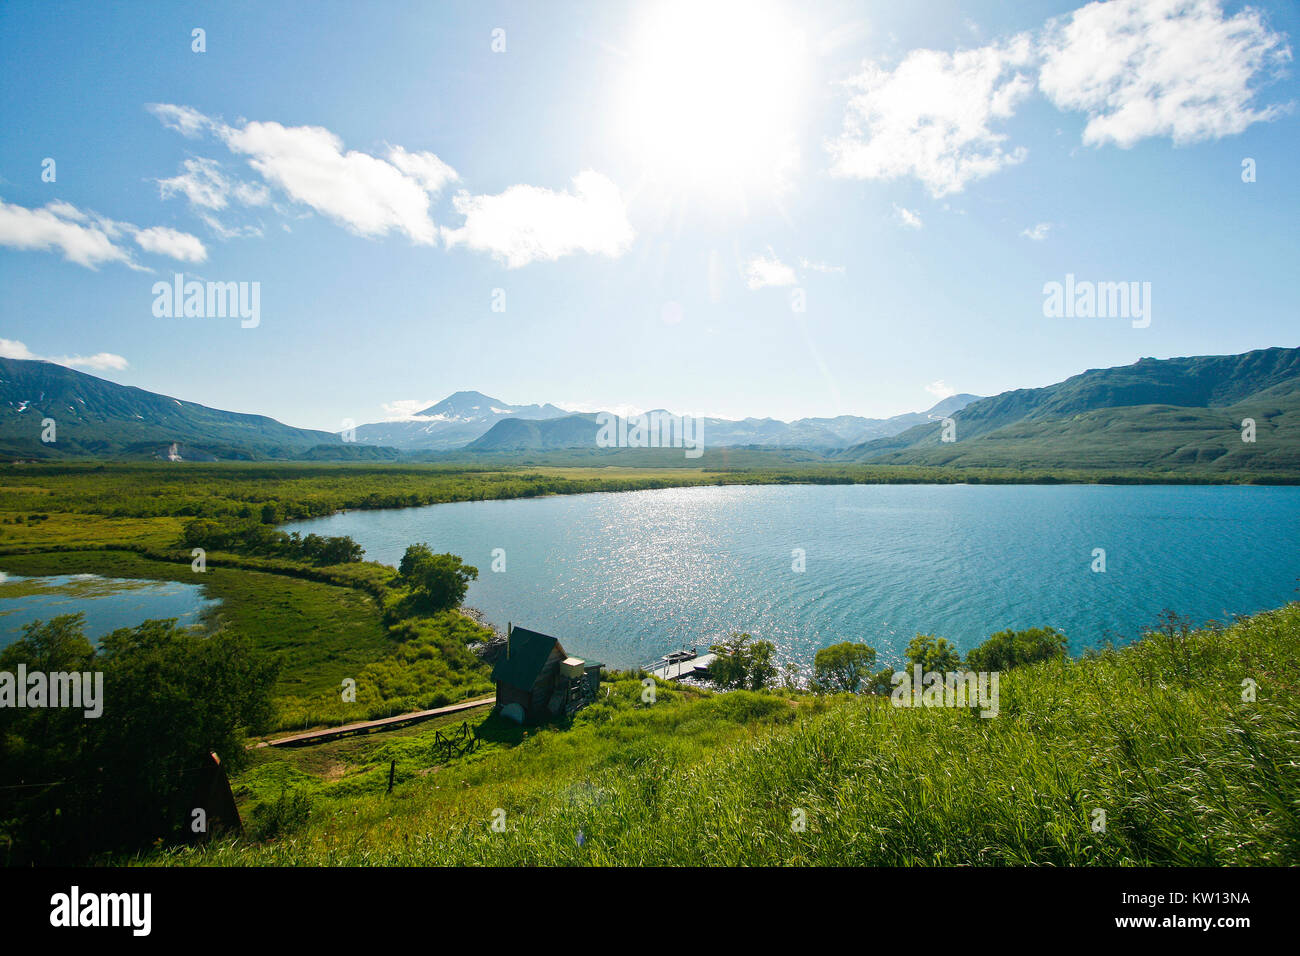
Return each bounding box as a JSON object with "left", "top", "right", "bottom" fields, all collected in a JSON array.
[{"left": 387, "top": 759, "right": 395, "bottom": 794}]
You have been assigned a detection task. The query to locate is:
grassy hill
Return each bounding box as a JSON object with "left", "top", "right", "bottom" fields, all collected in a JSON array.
[
  {"left": 0, "top": 358, "right": 346, "bottom": 460},
  {"left": 847, "top": 347, "right": 1300, "bottom": 471},
  {"left": 152, "top": 602, "right": 1300, "bottom": 866}
]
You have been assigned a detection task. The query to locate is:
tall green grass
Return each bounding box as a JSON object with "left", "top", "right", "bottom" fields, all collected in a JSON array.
[{"left": 151, "top": 603, "right": 1300, "bottom": 866}]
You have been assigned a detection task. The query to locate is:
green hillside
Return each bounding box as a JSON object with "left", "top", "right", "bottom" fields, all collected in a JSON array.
[
  {"left": 152, "top": 602, "right": 1300, "bottom": 866},
  {"left": 0, "top": 358, "right": 344, "bottom": 460},
  {"left": 847, "top": 347, "right": 1300, "bottom": 471}
]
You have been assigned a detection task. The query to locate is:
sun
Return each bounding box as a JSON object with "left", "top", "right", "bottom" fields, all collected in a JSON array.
[{"left": 616, "top": 0, "right": 808, "bottom": 202}]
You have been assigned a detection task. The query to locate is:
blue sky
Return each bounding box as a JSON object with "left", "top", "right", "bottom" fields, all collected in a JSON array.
[{"left": 1, "top": 0, "right": 1297, "bottom": 431}]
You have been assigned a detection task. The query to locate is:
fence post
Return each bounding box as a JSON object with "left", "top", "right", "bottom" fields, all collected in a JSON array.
[{"left": 387, "top": 759, "right": 395, "bottom": 794}]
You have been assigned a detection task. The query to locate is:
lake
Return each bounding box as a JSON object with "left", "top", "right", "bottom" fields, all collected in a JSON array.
[
  {"left": 283, "top": 484, "right": 1300, "bottom": 670},
  {"left": 0, "top": 573, "right": 220, "bottom": 647}
]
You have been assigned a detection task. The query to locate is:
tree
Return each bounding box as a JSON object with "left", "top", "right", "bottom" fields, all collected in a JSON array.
[
  {"left": 708, "top": 632, "right": 777, "bottom": 690},
  {"left": 397, "top": 543, "right": 478, "bottom": 613},
  {"left": 398, "top": 542, "right": 433, "bottom": 580},
  {"left": 316, "top": 535, "right": 364, "bottom": 564},
  {"left": 864, "top": 666, "right": 896, "bottom": 696},
  {"left": 812, "top": 642, "right": 877, "bottom": 693},
  {"left": 965, "top": 626, "right": 1067, "bottom": 672},
  {"left": 905, "top": 633, "right": 961, "bottom": 673},
  {"left": 0, "top": 615, "right": 279, "bottom": 863}
]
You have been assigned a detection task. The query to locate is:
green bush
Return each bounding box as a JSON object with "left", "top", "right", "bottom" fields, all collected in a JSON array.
[{"left": 966, "top": 626, "right": 1067, "bottom": 672}]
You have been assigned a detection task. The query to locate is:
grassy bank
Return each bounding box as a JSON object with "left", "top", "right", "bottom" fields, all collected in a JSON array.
[
  {"left": 0, "top": 549, "right": 494, "bottom": 732},
  {"left": 148, "top": 602, "right": 1300, "bottom": 866}
]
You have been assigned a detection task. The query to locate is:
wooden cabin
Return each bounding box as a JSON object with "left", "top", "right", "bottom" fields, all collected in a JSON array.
[{"left": 492, "top": 625, "right": 601, "bottom": 724}]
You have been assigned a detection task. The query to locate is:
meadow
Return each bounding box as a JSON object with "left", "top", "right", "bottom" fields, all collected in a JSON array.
[{"left": 151, "top": 603, "right": 1300, "bottom": 866}]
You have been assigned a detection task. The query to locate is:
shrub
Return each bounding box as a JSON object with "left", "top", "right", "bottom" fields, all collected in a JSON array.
[
  {"left": 965, "top": 626, "right": 1067, "bottom": 672},
  {"left": 708, "top": 633, "right": 777, "bottom": 690},
  {"left": 812, "top": 641, "right": 877, "bottom": 693}
]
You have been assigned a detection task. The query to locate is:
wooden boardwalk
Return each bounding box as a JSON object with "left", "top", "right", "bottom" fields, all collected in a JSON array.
[{"left": 252, "top": 695, "right": 496, "bottom": 749}]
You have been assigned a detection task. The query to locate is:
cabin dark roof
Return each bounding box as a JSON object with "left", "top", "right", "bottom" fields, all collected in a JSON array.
[{"left": 492, "top": 626, "right": 561, "bottom": 688}]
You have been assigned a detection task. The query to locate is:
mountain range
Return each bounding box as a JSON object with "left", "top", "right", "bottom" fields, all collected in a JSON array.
[
  {"left": 2, "top": 347, "right": 1297, "bottom": 471},
  {"left": 444, "top": 391, "right": 979, "bottom": 452}
]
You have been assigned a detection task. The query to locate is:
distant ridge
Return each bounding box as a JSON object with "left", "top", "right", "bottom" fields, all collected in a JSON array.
[{"left": 463, "top": 395, "right": 982, "bottom": 452}]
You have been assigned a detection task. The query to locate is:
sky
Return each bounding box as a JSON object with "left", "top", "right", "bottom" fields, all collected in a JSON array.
[{"left": 1, "top": 0, "right": 1297, "bottom": 432}]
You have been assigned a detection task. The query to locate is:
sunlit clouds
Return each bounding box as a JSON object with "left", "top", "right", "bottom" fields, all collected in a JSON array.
[
  {"left": 1039, "top": 0, "right": 1291, "bottom": 147},
  {"left": 442, "top": 171, "right": 635, "bottom": 268},
  {"left": 0, "top": 197, "right": 206, "bottom": 269},
  {"left": 830, "top": 35, "right": 1035, "bottom": 197},
  {"left": 147, "top": 104, "right": 633, "bottom": 267},
  {"left": 830, "top": 0, "right": 1290, "bottom": 194}
]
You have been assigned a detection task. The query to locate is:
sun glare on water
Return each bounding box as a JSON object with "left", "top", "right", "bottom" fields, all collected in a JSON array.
[{"left": 617, "top": 0, "right": 808, "bottom": 202}]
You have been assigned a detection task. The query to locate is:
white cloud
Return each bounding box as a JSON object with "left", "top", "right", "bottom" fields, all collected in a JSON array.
[
  {"left": 894, "top": 204, "right": 924, "bottom": 229},
  {"left": 1, "top": 338, "right": 128, "bottom": 371},
  {"left": 387, "top": 146, "right": 459, "bottom": 195},
  {"left": 442, "top": 170, "right": 635, "bottom": 268},
  {"left": 59, "top": 351, "right": 130, "bottom": 371},
  {"left": 745, "top": 250, "right": 798, "bottom": 289},
  {"left": 1039, "top": 0, "right": 1292, "bottom": 148},
  {"left": 0, "top": 198, "right": 207, "bottom": 270},
  {"left": 1021, "top": 221, "right": 1052, "bottom": 240},
  {"left": 157, "top": 157, "right": 256, "bottom": 211},
  {"left": 799, "top": 258, "right": 846, "bottom": 274},
  {"left": 135, "top": 226, "right": 207, "bottom": 263},
  {"left": 234, "top": 181, "right": 271, "bottom": 206},
  {"left": 198, "top": 213, "right": 264, "bottom": 241},
  {"left": 0, "top": 198, "right": 134, "bottom": 269},
  {"left": 925, "top": 379, "right": 957, "bottom": 399},
  {"left": 381, "top": 399, "right": 436, "bottom": 419},
  {"left": 219, "top": 120, "right": 449, "bottom": 244},
  {"left": 826, "top": 2, "right": 1288, "bottom": 194},
  {"left": 146, "top": 103, "right": 212, "bottom": 138},
  {"left": 42, "top": 200, "right": 89, "bottom": 222},
  {"left": 149, "top": 106, "right": 463, "bottom": 246},
  {"left": 149, "top": 104, "right": 635, "bottom": 267},
  {"left": 0, "top": 339, "right": 36, "bottom": 360},
  {"left": 829, "top": 35, "right": 1035, "bottom": 196},
  {"left": 156, "top": 158, "right": 268, "bottom": 240}
]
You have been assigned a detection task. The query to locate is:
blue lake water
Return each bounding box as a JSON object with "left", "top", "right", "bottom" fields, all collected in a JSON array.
[
  {"left": 283, "top": 484, "right": 1300, "bottom": 669},
  {"left": 0, "top": 573, "right": 220, "bottom": 647}
]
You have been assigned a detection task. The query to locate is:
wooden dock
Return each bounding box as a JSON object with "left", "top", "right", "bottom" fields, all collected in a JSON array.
[
  {"left": 645, "top": 651, "right": 716, "bottom": 682},
  {"left": 252, "top": 695, "right": 496, "bottom": 749}
]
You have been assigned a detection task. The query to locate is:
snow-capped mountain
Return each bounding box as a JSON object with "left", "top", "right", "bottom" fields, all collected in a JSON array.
[{"left": 350, "top": 391, "right": 571, "bottom": 449}]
